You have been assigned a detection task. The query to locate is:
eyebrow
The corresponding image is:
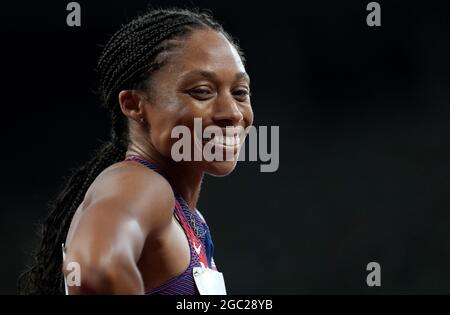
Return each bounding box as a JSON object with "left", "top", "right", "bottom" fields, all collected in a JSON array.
[
  {"left": 236, "top": 71, "right": 251, "bottom": 84},
  {"left": 181, "top": 70, "right": 250, "bottom": 84}
]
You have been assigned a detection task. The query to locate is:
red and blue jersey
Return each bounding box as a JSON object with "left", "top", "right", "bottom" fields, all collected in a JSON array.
[{"left": 125, "top": 155, "right": 218, "bottom": 295}]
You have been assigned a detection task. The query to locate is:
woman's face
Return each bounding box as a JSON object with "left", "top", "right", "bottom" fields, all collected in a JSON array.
[{"left": 142, "top": 29, "right": 253, "bottom": 176}]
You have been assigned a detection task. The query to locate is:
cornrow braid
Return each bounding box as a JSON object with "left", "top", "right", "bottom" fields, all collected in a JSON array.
[{"left": 18, "top": 7, "right": 244, "bottom": 294}]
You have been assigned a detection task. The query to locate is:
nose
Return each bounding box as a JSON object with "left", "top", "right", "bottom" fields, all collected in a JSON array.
[{"left": 211, "top": 94, "right": 244, "bottom": 127}]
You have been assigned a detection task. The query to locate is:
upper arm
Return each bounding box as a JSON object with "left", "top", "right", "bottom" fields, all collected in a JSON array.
[{"left": 63, "top": 163, "right": 175, "bottom": 294}]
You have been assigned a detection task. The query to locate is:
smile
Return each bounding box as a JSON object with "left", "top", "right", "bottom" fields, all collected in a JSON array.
[
  {"left": 202, "top": 134, "right": 241, "bottom": 147},
  {"left": 171, "top": 118, "right": 247, "bottom": 162}
]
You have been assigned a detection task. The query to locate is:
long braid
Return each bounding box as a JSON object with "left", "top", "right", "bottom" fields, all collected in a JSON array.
[{"left": 18, "top": 7, "right": 244, "bottom": 295}]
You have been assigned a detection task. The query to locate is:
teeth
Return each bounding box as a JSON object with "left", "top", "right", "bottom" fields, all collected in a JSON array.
[{"left": 210, "top": 135, "right": 240, "bottom": 146}]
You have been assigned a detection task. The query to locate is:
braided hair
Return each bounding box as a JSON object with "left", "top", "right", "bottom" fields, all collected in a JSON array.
[{"left": 18, "top": 7, "right": 244, "bottom": 295}]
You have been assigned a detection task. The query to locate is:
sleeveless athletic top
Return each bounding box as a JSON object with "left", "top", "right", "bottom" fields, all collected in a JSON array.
[{"left": 124, "top": 155, "right": 219, "bottom": 295}]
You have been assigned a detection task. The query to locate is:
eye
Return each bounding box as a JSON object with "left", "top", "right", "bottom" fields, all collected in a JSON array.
[
  {"left": 188, "top": 87, "right": 215, "bottom": 100},
  {"left": 232, "top": 88, "right": 251, "bottom": 101}
]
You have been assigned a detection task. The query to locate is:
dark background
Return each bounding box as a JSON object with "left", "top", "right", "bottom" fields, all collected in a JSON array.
[{"left": 1, "top": 0, "right": 450, "bottom": 294}]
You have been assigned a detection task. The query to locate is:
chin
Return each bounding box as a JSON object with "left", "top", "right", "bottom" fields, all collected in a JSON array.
[{"left": 204, "top": 160, "right": 239, "bottom": 177}]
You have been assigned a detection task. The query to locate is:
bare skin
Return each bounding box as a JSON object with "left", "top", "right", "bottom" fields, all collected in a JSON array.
[{"left": 63, "top": 29, "right": 253, "bottom": 294}]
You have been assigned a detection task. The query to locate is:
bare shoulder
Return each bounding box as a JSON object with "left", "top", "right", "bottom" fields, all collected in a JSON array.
[
  {"left": 83, "top": 160, "right": 176, "bottom": 236},
  {"left": 63, "top": 160, "right": 176, "bottom": 294}
]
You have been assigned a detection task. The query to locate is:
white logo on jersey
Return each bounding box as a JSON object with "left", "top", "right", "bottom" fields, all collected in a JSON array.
[{"left": 193, "top": 241, "right": 202, "bottom": 256}]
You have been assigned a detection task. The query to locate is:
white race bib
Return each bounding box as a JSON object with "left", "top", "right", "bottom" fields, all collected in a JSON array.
[{"left": 193, "top": 267, "right": 227, "bottom": 295}]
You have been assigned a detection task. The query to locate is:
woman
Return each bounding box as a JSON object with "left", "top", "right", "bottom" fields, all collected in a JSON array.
[{"left": 18, "top": 7, "right": 253, "bottom": 294}]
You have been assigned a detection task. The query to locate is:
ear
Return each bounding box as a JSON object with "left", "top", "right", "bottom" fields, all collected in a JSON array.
[{"left": 118, "top": 90, "right": 146, "bottom": 122}]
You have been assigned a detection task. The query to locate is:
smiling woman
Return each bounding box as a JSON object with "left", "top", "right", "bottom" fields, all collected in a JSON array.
[{"left": 18, "top": 7, "right": 252, "bottom": 295}]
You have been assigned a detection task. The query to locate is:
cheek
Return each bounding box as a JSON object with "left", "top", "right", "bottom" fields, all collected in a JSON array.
[
  {"left": 150, "top": 117, "right": 182, "bottom": 156},
  {"left": 169, "top": 96, "right": 211, "bottom": 132},
  {"left": 148, "top": 100, "right": 199, "bottom": 156},
  {"left": 243, "top": 105, "right": 254, "bottom": 126}
]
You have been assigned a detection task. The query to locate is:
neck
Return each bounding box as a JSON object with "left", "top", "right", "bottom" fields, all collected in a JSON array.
[{"left": 126, "top": 143, "right": 204, "bottom": 211}]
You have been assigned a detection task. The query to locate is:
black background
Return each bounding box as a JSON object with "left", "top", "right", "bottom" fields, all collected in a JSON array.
[{"left": 1, "top": 0, "right": 450, "bottom": 294}]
